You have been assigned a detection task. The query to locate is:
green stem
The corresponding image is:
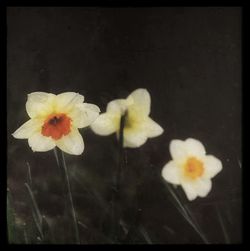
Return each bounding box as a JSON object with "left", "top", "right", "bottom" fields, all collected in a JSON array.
[
  {"left": 54, "top": 148, "right": 80, "bottom": 244},
  {"left": 112, "top": 112, "right": 126, "bottom": 243},
  {"left": 165, "top": 183, "right": 210, "bottom": 244},
  {"left": 23, "top": 225, "right": 28, "bottom": 244},
  {"left": 215, "top": 205, "right": 230, "bottom": 244},
  {"left": 24, "top": 183, "right": 44, "bottom": 240},
  {"left": 116, "top": 111, "right": 126, "bottom": 194},
  {"left": 7, "top": 189, "right": 17, "bottom": 243},
  {"left": 139, "top": 225, "right": 152, "bottom": 244},
  {"left": 122, "top": 207, "right": 142, "bottom": 243}
]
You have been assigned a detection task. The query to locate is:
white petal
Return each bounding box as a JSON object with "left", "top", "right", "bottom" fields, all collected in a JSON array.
[
  {"left": 123, "top": 129, "right": 147, "bottom": 148},
  {"left": 90, "top": 113, "right": 119, "bottom": 136},
  {"left": 162, "top": 161, "right": 181, "bottom": 185},
  {"left": 12, "top": 119, "right": 43, "bottom": 139},
  {"left": 26, "top": 92, "right": 56, "bottom": 118},
  {"left": 55, "top": 92, "right": 84, "bottom": 113},
  {"left": 203, "top": 155, "right": 223, "bottom": 178},
  {"left": 185, "top": 138, "right": 206, "bottom": 157},
  {"left": 127, "top": 88, "right": 151, "bottom": 116},
  {"left": 56, "top": 128, "right": 84, "bottom": 155},
  {"left": 144, "top": 117, "right": 164, "bottom": 138},
  {"left": 70, "top": 103, "right": 100, "bottom": 128},
  {"left": 194, "top": 179, "right": 212, "bottom": 197},
  {"left": 28, "top": 133, "right": 56, "bottom": 152},
  {"left": 181, "top": 182, "right": 198, "bottom": 201},
  {"left": 169, "top": 139, "right": 188, "bottom": 161},
  {"left": 107, "top": 99, "right": 128, "bottom": 115}
]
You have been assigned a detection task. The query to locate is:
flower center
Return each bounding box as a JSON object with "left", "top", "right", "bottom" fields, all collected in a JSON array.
[
  {"left": 41, "top": 113, "right": 72, "bottom": 140},
  {"left": 124, "top": 115, "right": 132, "bottom": 129},
  {"left": 124, "top": 110, "right": 137, "bottom": 129},
  {"left": 183, "top": 157, "right": 204, "bottom": 180}
]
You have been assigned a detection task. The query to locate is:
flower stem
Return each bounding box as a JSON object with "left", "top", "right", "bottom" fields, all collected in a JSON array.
[
  {"left": 112, "top": 112, "right": 126, "bottom": 243},
  {"left": 165, "top": 183, "right": 210, "bottom": 244},
  {"left": 117, "top": 111, "right": 126, "bottom": 193},
  {"left": 25, "top": 183, "right": 44, "bottom": 241},
  {"left": 215, "top": 204, "right": 230, "bottom": 244},
  {"left": 54, "top": 148, "right": 80, "bottom": 244}
]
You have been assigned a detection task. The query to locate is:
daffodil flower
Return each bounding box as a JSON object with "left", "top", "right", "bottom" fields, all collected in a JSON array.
[
  {"left": 162, "top": 138, "right": 222, "bottom": 201},
  {"left": 90, "top": 88, "right": 164, "bottom": 148},
  {"left": 12, "top": 92, "right": 100, "bottom": 155}
]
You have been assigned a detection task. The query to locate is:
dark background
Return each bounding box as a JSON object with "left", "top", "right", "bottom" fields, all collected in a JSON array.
[{"left": 7, "top": 7, "right": 241, "bottom": 244}]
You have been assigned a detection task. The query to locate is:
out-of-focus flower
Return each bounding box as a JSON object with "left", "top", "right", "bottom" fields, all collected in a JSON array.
[
  {"left": 90, "top": 88, "right": 164, "bottom": 148},
  {"left": 161, "top": 138, "right": 222, "bottom": 201},
  {"left": 12, "top": 92, "right": 100, "bottom": 155}
]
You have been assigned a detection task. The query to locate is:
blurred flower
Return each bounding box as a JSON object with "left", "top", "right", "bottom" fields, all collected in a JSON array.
[
  {"left": 162, "top": 138, "right": 222, "bottom": 201},
  {"left": 12, "top": 92, "right": 100, "bottom": 155},
  {"left": 91, "top": 88, "right": 164, "bottom": 148}
]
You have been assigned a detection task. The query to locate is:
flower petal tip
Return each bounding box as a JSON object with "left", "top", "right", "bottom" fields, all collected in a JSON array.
[{"left": 158, "top": 125, "right": 164, "bottom": 135}]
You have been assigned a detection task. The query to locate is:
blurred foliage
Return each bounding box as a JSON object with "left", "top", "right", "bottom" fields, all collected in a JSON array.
[
  {"left": 7, "top": 190, "right": 27, "bottom": 244},
  {"left": 7, "top": 192, "right": 16, "bottom": 243},
  {"left": 7, "top": 144, "right": 240, "bottom": 244}
]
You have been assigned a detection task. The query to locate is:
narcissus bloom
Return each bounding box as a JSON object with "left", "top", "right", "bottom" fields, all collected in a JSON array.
[
  {"left": 12, "top": 92, "right": 100, "bottom": 155},
  {"left": 161, "top": 138, "right": 222, "bottom": 201},
  {"left": 91, "top": 88, "right": 164, "bottom": 148}
]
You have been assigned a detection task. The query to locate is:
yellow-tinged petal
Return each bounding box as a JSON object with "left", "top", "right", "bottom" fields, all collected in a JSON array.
[
  {"left": 26, "top": 92, "right": 56, "bottom": 118},
  {"left": 70, "top": 103, "right": 100, "bottom": 128},
  {"left": 144, "top": 117, "right": 164, "bottom": 138},
  {"left": 56, "top": 128, "right": 84, "bottom": 155},
  {"left": 194, "top": 179, "right": 212, "bottom": 197},
  {"left": 127, "top": 88, "right": 151, "bottom": 116},
  {"left": 203, "top": 155, "right": 223, "bottom": 178},
  {"left": 28, "top": 133, "right": 56, "bottom": 152},
  {"left": 12, "top": 119, "right": 43, "bottom": 139},
  {"left": 55, "top": 92, "right": 84, "bottom": 113},
  {"left": 162, "top": 160, "right": 181, "bottom": 185},
  {"left": 170, "top": 138, "right": 206, "bottom": 161},
  {"left": 185, "top": 138, "right": 206, "bottom": 157},
  {"left": 170, "top": 139, "right": 188, "bottom": 161},
  {"left": 123, "top": 129, "right": 147, "bottom": 148},
  {"left": 181, "top": 182, "right": 198, "bottom": 201},
  {"left": 91, "top": 113, "right": 119, "bottom": 136},
  {"left": 107, "top": 99, "right": 128, "bottom": 115}
]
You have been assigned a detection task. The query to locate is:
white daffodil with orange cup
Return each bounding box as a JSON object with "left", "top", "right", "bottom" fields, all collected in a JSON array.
[
  {"left": 162, "top": 138, "right": 223, "bottom": 201},
  {"left": 12, "top": 92, "right": 100, "bottom": 155},
  {"left": 91, "top": 88, "right": 164, "bottom": 147}
]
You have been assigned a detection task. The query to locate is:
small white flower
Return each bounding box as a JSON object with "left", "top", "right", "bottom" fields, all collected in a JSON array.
[
  {"left": 161, "top": 138, "right": 222, "bottom": 201},
  {"left": 91, "top": 88, "right": 164, "bottom": 148},
  {"left": 12, "top": 92, "right": 100, "bottom": 155}
]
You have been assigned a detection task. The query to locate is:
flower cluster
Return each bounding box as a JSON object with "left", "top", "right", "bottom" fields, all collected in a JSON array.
[{"left": 12, "top": 89, "right": 223, "bottom": 200}]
